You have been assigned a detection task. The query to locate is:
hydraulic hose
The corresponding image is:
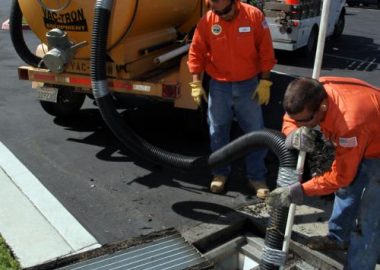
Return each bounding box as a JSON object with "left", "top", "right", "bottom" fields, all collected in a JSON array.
[
  {"left": 10, "top": 0, "right": 45, "bottom": 68},
  {"left": 90, "top": 1, "right": 296, "bottom": 269}
]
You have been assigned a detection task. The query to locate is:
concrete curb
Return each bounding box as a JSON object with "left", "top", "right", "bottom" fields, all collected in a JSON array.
[{"left": 0, "top": 141, "right": 100, "bottom": 268}]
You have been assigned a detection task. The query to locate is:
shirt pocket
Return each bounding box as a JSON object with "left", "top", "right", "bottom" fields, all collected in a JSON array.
[
  {"left": 235, "top": 31, "right": 256, "bottom": 59},
  {"left": 209, "top": 35, "right": 229, "bottom": 70}
]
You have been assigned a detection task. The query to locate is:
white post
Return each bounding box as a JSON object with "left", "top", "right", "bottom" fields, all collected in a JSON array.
[
  {"left": 312, "top": 0, "right": 332, "bottom": 80},
  {"left": 279, "top": 151, "right": 306, "bottom": 270}
]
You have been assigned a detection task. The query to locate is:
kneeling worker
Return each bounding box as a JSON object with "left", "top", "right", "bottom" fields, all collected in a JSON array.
[{"left": 268, "top": 76, "right": 380, "bottom": 270}]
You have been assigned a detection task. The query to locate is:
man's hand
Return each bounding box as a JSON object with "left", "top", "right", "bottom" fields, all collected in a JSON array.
[
  {"left": 252, "top": 79, "right": 272, "bottom": 105},
  {"left": 266, "top": 183, "right": 304, "bottom": 208},
  {"left": 189, "top": 81, "right": 208, "bottom": 106},
  {"left": 285, "top": 126, "right": 317, "bottom": 152}
]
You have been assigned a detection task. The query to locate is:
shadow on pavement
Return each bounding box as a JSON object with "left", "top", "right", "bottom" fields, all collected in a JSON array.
[
  {"left": 172, "top": 201, "right": 243, "bottom": 225},
  {"left": 52, "top": 72, "right": 297, "bottom": 194}
]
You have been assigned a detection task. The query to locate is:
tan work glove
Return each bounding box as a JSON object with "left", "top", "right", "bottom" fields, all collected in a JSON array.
[
  {"left": 189, "top": 81, "right": 208, "bottom": 106},
  {"left": 252, "top": 79, "right": 272, "bottom": 105}
]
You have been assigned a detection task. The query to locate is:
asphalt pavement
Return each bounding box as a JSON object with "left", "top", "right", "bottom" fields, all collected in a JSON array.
[{"left": 0, "top": 2, "right": 379, "bottom": 268}]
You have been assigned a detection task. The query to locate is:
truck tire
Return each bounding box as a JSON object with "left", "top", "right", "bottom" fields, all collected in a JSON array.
[
  {"left": 332, "top": 11, "right": 345, "bottom": 38},
  {"left": 40, "top": 86, "right": 86, "bottom": 118},
  {"left": 299, "top": 27, "right": 318, "bottom": 57}
]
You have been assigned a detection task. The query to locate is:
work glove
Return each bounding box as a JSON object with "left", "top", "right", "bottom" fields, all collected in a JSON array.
[
  {"left": 189, "top": 81, "right": 208, "bottom": 106},
  {"left": 266, "top": 182, "right": 304, "bottom": 208},
  {"left": 285, "top": 126, "right": 317, "bottom": 152},
  {"left": 252, "top": 79, "right": 272, "bottom": 105}
]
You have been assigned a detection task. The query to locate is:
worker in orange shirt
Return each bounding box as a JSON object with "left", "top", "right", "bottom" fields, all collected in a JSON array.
[
  {"left": 267, "top": 77, "right": 380, "bottom": 270},
  {"left": 187, "top": 0, "right": 276, "bottom": 198}
]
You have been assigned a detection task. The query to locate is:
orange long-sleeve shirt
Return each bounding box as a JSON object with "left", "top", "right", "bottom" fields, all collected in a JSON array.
[
  {"left": 283, "top": 77, "right": 380, "bottom": 196},
  {"left": 187, "top": 1, "right": 276, "bottom": 82}
]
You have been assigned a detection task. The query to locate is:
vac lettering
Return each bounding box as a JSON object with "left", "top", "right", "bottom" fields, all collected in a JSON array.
[{"left": 43, "top": 8, "right": 88, "bottom": 32}]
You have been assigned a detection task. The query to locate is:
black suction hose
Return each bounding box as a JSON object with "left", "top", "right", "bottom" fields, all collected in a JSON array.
[
  {"left": 91, "top": 1, "right": 296, "bottom": 171},
  {"left": 10, "top": 0, "right": 45, "bottom": 68},
  {"left": 91, "top": 3, "right": 295, "bottom": 269}
]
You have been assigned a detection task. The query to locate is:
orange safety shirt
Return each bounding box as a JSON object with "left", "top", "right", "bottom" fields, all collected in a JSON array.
[
  {"left": 283, "top": 77, "right": 380, "bottom": 196},
  {"left": 187, "top": 1, "right": 276, "bottom": 82}
]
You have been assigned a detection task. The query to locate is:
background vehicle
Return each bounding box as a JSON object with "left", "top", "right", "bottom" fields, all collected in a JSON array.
[{"left": 262, "top": 0, "right": 346, "bottom": 55}]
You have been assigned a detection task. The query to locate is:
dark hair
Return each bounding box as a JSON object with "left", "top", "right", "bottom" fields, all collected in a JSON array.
[{"left": 283, "top": 77, "right": 327, "bottom": 115}]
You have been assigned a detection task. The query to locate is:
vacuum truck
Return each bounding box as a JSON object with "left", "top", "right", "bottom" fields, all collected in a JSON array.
[{"left": 12, "top": 0, "right": 206, "bottom": 117}]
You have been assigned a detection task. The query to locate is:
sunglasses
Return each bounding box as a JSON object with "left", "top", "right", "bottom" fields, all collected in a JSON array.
[
  {"left": 293, "top": 112, "right": 316, "bottom": 123},
  {"left": 212, "top": 1, "right": 234, "bottom": 16},
  {"left": 293, "top": 104, "right": 324, "bottom": 123}
]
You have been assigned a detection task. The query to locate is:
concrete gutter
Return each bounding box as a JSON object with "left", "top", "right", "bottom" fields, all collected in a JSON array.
[{"left": 0, "top": 141, "right": 100, "bottom": 269}]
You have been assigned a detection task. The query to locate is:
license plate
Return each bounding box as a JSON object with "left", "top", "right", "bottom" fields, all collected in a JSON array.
[{"left": 37, "top": 87, "right": 58, "bottom": 103}]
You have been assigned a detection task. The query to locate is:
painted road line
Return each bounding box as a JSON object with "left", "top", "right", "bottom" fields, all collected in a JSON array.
[{"left": 0, "top": 142, "right": 100, "bottom": 268}]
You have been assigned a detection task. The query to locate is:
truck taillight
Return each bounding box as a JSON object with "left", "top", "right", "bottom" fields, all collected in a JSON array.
[
  {"left": 162, "top": 83, "right": 180, "bottom": 99},
  {"left": 18, "top": 68, "right": 29, "bottom": 80},
  {"left": 285, "top": 0, "right": 300, "bottom": 5}
]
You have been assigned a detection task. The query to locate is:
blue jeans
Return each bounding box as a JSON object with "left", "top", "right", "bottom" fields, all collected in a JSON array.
[
  {"left": 327, "top": 159, "right": 380, "bottom": 270},
  {"left": 344, "top": 159, "right": 380, "bottom": 270},
  {"left": 328, "top": 161, "right": 370, "bottom": 244},
  {"left": 207, "top": 77, "right": 267, "bottom": 181}
]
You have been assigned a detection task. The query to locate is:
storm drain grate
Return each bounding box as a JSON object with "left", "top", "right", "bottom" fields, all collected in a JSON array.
[{"left": 58, "top": 234, "right": 209, "bottom": 270}]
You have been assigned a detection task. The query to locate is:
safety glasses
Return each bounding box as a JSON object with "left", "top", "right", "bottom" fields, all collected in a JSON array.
[
  {"left": 293, "top": 112, "right": 316, "bottom": 123},
  {"left": 292, "top": 103, "right": 324, "bottom": 123}
]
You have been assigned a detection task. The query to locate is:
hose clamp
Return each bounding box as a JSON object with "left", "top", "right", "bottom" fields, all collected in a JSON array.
[
  {"left": 277, "top": 167, "right": 300, "bottom": 187},
  {"left": 92, "top": 80, "right": 109, "bottom": 99},
  {"left": 262, "top": 245, "right": 287, "bottom": 266},
  {"left": 96, "top": 0, "right": 113, "bottom": 11}
]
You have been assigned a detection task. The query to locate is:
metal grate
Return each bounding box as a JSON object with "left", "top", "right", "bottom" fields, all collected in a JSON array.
[{"left": 58, "top": 234, "right": 208, "bottom": 270}]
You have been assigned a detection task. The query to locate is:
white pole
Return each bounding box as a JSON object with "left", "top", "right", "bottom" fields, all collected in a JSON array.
[
  {"left": 280, "top": 151, "right": 306, "bottom": 270},
  {"left": 312, "top": 0, "right": 332, "bottom": 80}
]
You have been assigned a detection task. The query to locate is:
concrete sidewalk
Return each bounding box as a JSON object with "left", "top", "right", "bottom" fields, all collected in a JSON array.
[{"left": 0, "top": 142, "right": 100, "bottom": 269}]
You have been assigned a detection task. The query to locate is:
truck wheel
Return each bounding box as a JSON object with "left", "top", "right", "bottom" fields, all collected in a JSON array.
[
  {"left": 40, "top": 86, "right": 86, "bottom": 118},
  {"left": 332, "top": 12, "right": 345, "bottom": 38},
  {"left": 300, "top": 27, "right": 318, "bottom": 57}
]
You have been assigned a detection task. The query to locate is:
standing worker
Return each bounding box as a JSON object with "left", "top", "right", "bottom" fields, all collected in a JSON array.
[
  {"left": 267, "top": 76, "right": 380, "bottom": 270},
  {"left": 187, "top": 0, "right": 276, "bottom": 198}
]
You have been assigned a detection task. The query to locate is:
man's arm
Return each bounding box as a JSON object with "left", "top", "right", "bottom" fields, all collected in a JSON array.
[
  {"left": 192, "top": 74, "right": 201, "bottom": 82},
  {"left": 254, "top": 11, "right": 276, "bottom": 74},
  {"left": 302, "top": 131, "right": 368, "bottom": 196},
  {"left": 261, "top": 71, "right": 271, "bottom": 80},
  {"left": 187, "top": 19, "right": 208, "bottom": 75}
]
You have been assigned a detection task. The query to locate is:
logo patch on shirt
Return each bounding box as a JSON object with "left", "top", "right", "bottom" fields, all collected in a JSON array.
[
  {"left": 211, "top": 24, "right": 222, "bottom": 36},
  {"left": 262, "top": 19, "right": 269, "bottom": 29},
  {"left": 239, "top": 26, "right": 251, "bottom": 33},
  {"left": 339, "top": 137, "right": 358, "bottom": 148}
]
